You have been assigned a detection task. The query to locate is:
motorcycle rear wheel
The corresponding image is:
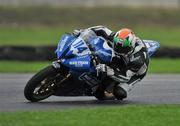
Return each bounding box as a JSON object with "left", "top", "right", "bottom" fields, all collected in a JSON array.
[{"left": 24, "top": 65, "right": 63, "bottom": 102}]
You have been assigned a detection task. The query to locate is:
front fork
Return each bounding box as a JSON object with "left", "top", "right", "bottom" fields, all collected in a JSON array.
[
  {"left": 52, "top": 60, "right": 72, "bottom": 87},
  {"left": 52, "top": 60, "right": 61, "bottom": 69},
  {"left": 52, "top": 60, "right": 70, "bottom": 76}
]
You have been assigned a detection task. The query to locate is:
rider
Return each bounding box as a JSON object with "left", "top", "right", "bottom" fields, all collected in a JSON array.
[{"left": 73, "top": 26, "right": 149, "bottom": 100}]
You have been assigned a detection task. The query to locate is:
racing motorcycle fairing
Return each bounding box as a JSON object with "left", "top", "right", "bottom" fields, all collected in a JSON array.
[
  {"left": 61, "top": 55, "right": 95, "bottom": 72},
  {"left": 55, "top": 34, "right": 76, "bottom": 59},
  {"left": 55, "top": 30, "right": 114, "bottom": 73},
  {"left": 143, "top": 40, "right": 160, "bottom": 57},
  {"left": 90, "top": 37, "right": 114, "bottom": 63},
  {"left": 65, "top": 37, "right": 91, "bottom": 57}
]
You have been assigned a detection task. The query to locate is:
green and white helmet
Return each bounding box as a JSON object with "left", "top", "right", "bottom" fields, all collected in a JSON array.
[{"left": 113, "top": 28, "right": 136, "bottom": 55}]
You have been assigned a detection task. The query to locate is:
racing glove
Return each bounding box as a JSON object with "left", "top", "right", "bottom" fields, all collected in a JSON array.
[
  {"left": 72, "top": 29, "right": 84, "bottom": 37},
  {"left": 96, "top": 64, "right": 137, "bottom": 83},
  {"left": 96, "top": 64, "right": 114, "bottom": 76}
]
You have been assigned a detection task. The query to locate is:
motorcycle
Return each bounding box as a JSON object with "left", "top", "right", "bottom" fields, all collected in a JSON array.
[{"left": 24, "top": 29, "right": 160, "bottom": 102}]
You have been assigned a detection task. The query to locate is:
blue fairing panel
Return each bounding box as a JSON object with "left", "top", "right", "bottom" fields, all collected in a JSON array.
[
  {"left": 55, "top": 34, "right": 76, "bottom": 59},
  {"left": 90, "top": 37, "right": 113, "bottom": 63},
  {"left": 65, "top": 37, "right": 90, "bottom": 57},
  {"left": 143, "top": 40, "right": 160, "bottom": 57},
  {"left": 61, "top": 55, "right": 94, "bottom": 72}
]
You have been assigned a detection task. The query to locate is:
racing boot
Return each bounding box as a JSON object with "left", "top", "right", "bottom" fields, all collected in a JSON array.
[
  {"left": 94, "top": 77, "right": 116, "bottom": 100},
  {"left": 113, "top": 84, "right": 128, "bottom": 100},
  {"left": 94, "top": 86, "right": 105, "bottom": 100},
  {"left": 113, "top": 76, "right": 142, "bottom": 100},
  {"left": 94, "top": 86, "right": 115, "bottom": 100}
]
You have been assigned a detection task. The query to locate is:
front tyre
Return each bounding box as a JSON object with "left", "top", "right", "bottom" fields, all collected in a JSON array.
[{"left": 24, "top": 65, "right": 60, "bottom": 102}]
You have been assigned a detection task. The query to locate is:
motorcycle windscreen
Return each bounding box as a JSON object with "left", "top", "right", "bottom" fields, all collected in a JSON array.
[
  {"left": 90, "top": 37, "right": 114, "bottom": 63},
  {"left": 143, "top": 40, "right": 160, "bottom": 57},
  {"left": 55, "top": 34, "right": 76, "bottom": 59},
  {"left": 61, "top": 55, "right": 94, "bottom": 72}
]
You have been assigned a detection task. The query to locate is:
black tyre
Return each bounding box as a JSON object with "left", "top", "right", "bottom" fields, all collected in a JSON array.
[{"left": 24, "top": 65, "right": 61, "bottom": 102}]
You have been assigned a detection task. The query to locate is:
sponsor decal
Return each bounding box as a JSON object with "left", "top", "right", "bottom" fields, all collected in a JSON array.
[{"left": 69, "top": 61, "right": 89, "bottom": 67}]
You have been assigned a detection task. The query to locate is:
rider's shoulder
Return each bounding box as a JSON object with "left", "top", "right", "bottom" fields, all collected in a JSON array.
[{"left": 88, "top": 25, "right": 108, "bottom": 29}]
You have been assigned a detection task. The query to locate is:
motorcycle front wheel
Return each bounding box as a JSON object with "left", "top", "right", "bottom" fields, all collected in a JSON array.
[{"left": 24, "top": 65, "right": 64, "bottom": 102}]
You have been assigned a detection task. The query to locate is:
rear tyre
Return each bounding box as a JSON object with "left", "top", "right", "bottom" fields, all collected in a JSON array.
[{"left": 24, "top": 65, "right": 61, "bottom": 102}]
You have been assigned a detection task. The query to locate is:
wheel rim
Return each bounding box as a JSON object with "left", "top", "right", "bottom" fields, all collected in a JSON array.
[{"left": 32, "top": 74, "right": 64, "bottom": 100}]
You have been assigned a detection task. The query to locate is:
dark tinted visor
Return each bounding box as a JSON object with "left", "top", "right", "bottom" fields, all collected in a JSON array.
[{"left": 114, "top": 43, "right": 133, "bottom": 54}]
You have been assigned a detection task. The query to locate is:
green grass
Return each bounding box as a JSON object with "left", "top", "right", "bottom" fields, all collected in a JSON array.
[
  {"left": 0, "top": 7, "right": 180, "bottom": 47},
  {"left": 0, "top": 26, "right": 71, "bottom": 46},
  {"left": 134, "top": 26, "right": 180, "bottom": 47},
  {"left": 1, "top": 7, "right": 180, "bottom": 27},
  {"left": 0, "top": 105, "right": 180, "bottom": 126},
  {"left": 148, "top": 58, "right": 180, "bottom": 73},
  {"left": 0, "top": 25, "right": 180, "bottom": 47},
  {"left": 0, "top": 58, "right": 180, "bottom": 73},
  {"left": 0, "top": 61, "right": 50, "bottom": 73}
]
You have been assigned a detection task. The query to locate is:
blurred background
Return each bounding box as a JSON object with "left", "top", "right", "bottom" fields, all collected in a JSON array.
[{"left": 0, "top": 0, "right": 180, "bottom": 73}]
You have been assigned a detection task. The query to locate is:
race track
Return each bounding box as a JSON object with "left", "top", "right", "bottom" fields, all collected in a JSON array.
[{"left": 0, "top": 74, "right": 180, "bottom": 112}]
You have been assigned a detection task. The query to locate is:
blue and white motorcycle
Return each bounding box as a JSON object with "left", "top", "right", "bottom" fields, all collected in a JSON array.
[{"left": 24, "top": 29, "right": 160, "bottom": 102}]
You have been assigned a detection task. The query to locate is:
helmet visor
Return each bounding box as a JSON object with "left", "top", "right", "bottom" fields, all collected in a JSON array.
[
  {"left": 113, "top": 37, "right": 130, "bottom": 47},
  {"left": 113, "top": 37, "right": 132, "bottom": 54}
]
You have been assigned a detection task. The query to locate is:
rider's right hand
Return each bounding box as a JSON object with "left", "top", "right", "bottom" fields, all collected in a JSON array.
[
  {"left": 96, "top": 64, "right": 114, "bottom": 76},
  {"left": 96, "top": 64, "right": 106, "bottom": 73}
]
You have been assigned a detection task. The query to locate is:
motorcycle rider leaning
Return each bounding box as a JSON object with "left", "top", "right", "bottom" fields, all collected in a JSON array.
[{"left": 73, "top": 26, "right": 149, "bottom": 100}]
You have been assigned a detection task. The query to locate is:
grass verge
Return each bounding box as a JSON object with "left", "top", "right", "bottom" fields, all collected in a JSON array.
[
  {"left": 0, "top": 25, "right": 180, "bottom": 47},
  {"left": 0, "top": 61, "right": 50, "bottom": 73},
  {"left": 0, "top": 58, "right": 180, "bottom": 73},
  {"left": 0, "top": 26, "right": 70, "bottom": 46},
  {"left": 0, "top": 105, "right": 180, "bottom": 126},
  {"left": 148, "top": 58, "right": 180, "bottom": 73}
]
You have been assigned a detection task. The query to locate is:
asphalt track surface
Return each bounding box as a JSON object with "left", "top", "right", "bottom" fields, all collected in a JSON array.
[{"left": 0, "top": 74, "right": 180, "bottom": 112}]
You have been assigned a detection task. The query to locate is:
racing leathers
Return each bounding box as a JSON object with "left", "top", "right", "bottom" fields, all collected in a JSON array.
[{"left": 73, "top": 26, "right": 149, "bottom": 100}]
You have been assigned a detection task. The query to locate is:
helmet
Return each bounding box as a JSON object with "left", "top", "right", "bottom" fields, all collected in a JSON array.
[{"left": 113, "top": 28, "right": 136, "bottom": 55}]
